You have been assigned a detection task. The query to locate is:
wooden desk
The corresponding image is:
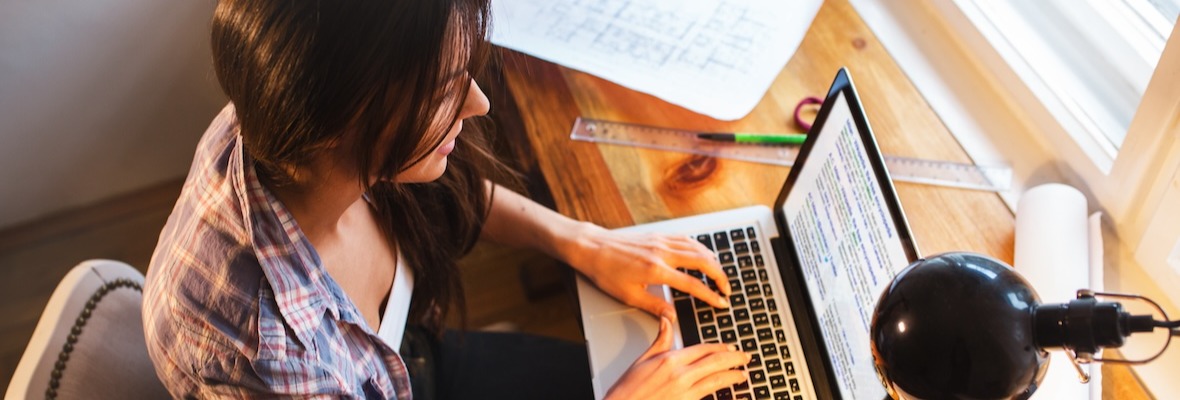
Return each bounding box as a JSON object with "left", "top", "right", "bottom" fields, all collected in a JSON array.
[{"left": 489, "top": 0, "right": 1148, "bottom": 398}]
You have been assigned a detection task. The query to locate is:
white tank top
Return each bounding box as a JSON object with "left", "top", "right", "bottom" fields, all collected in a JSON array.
[{"left": 376, "top": 247, "right": 414, "bottom": 349}]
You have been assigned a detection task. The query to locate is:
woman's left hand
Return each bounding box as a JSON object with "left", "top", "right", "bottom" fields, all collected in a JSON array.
[{"left": 563, "top": 223, "right": 731, "bottom": 320}]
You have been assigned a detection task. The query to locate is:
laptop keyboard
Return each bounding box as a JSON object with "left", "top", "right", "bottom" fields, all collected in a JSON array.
[{"left": 673, "top": 226, "right": 806, "bottom": 400}]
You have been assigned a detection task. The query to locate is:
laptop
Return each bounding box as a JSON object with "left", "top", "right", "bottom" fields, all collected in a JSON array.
[{"left": 576, "top": 68, "right": 920, "bottom": 400}]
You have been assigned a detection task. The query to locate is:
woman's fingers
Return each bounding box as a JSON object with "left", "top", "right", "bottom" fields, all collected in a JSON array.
[
  {"left": 659, "top": 343, "right": 750, "bottom": 399},
  {"left": 636, "top": 315, "right": 675, "bottom": 364},
  {"left": 630, "top": 235, "right": 733, "bottom": 312},
  {"left": 624, "top": 287, "right": 679, "bottom": 321},
  {"left": 689, "top": 369, "right": 750, "bottom": 398},
  {"left": 682, "top": 346, "right": 751, "bottom": 386},
  {"left": 660, "top": 267, "right": 730, "bottom": 310},
  {"left": 662, "top": 342, "right": 735, "bottom": 365},
  {"left": 662, "top": 236, "right": 731, "bottom": 297}
]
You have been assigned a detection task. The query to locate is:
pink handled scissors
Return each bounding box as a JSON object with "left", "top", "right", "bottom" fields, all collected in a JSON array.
[{"left": 793, "top": 96, "right": 823, "bottom": 132}]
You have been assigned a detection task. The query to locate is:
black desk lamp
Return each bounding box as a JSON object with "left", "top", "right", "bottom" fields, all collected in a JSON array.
[{"left": 869, "top": 252, "right": 1176, "bottom": 399}]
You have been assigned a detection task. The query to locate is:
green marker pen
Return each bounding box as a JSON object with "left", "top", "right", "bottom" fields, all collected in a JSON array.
[{"left": 696, "top": 132, "right": 808, "bottom": 145}]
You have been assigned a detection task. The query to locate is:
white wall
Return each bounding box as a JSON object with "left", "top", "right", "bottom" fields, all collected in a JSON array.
[{"left": 0, "top": 0, "right": 225, "bottom": 229}]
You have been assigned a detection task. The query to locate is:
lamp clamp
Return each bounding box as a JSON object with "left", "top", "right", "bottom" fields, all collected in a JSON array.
[{"left": 1052, "top": 290, "right": 1173, "bottom": 383}]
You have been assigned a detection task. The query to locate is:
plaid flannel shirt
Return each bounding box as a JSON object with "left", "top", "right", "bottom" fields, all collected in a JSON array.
[{"left": 143, "top": 104, "right": 412, "bottom": 399}]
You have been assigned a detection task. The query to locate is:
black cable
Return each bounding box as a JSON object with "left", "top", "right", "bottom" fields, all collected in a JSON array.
[{"left": 1153, "top": 319, "right": 1180, "bottom": 329}]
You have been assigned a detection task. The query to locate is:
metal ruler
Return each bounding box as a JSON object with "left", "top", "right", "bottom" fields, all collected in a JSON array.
[{"left": 569, "top": 117, "right": 1013, "bottom": 192}]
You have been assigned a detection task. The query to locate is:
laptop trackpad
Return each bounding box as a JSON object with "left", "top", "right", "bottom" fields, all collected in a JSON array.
[{"left": 585, "top": 308, "right": 659, "bottom": 393}]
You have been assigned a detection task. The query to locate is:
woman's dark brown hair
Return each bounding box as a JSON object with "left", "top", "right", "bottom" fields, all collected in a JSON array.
[{"left": 210, "top": 0, "right": 512, "bottom": 334}]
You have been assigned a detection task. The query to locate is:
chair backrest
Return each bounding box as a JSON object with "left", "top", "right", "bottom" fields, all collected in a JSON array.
[{"left": 6, "top": 259, "right": 170, "bottom": 400}]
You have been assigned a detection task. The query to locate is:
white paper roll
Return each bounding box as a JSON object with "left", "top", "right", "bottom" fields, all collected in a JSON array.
[
  {"left": 1087, "top": 211, "right": 1105, "bottom": 400},
  {"left": 1014, "top": 183, "right": 1094, "bottom": 399}
]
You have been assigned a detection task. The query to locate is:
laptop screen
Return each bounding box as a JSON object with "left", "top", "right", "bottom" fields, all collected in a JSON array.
[{"left": 775, "top": 71, "right": 917, "bottom": 399}]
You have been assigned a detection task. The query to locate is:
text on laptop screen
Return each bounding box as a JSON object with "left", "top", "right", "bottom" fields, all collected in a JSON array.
[{"left": 780, "top": 91, "right": 912, "bottom": 399}]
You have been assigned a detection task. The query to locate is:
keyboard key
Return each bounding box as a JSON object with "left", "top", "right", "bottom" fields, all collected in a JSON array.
[
  {"left": 757, "top": 328, "right": 773, "bottom": 341},
  {"left": 745, "top": 285, "right": 761, "bottom": 296},
  {"left": 753, "top": 386, "right": 771, "bottom": 399},
  {"left": 780, "top": 346, "right": 791, "bottom": 360},
  {"left": 717, "top": 314, "right": 734, "bottom": 328},
  {"left": 760, "top": 343, "right": 777, "bottom": 358},
  {"left": 763, "top": 284, "right": 773, "bottom": 296},
  {"left": 765, "top": 359, "right": 782, "bottom": 373},
  {"left": 771, "top": 314, "right": 782, "bottom": 327},
  {"left": 738, "top": 256, "right": 754, "bottom": 269},
  {"left": 724, "top": 266, "right": 739, "bottom": 278},
  {"left": 758, "top": 269, "right": 769, "bottom": 282},
  {"left": 714, "top": 232, "right": 731, "bottom": 250},
  {"left": 674, "top": 298, "right": 701, "bottom": 346},
  {"left": 734, "top": 309, "right": 751, "bottom": 322},
  {"left": 738, "top": 323, "right": 754, "bottom": 337},
  {"left": 747, "top": 227, "right": 757, "bottom": 239},
  {"left": 697, "top": 234, "right": 714, "bottom": 250},
  {"left": 734, "top": 242, "right": 749, "bottom": 254},
  {"left": 749, "top": 298, "right": 765, "bottom": 311},
  {"left": 729, "top": 280, "right": 742, "bottom": 293},
  {"left": 766, "top": 298, "right": 776, "bottom": 312},
  {"left": 676, "top": 297, "right": 697, "bottom": 316},
  {"left": 702, "top": 394, "right": 714, "bottom": 400},
  {"left": 789, "top": 378, "right": 800, "bottom": 392},
  {"left": 749, "top": 370, "right": 767, "bottom": 384},
  {"left": 730, "top": 294, "right": 746, "bottom": 308},
  {"left": 755, "top": 255, "right": 765, "bottom": 266},
  {"left": 734, "top": 379, "right": 750, "bottom": 392},
  {"left": 753, "top": 313, "right": 769, "bottom": 326},
  {"left": 736, "top": 394, "right": 752, "bottom": 400},
  {"left": 721, "top": 329, "right": 738, "bottom": 343},
  {"left": 741, "top": 269, "right": 758, "bottom": 283},
  {"left": 698, "top": 310, "right": 715, "bottom": 324},
  {"left": 702, "top": 325, "right": 718, "bottom": 339},
  {"left": 730, "top": 228, "right": 746, "bottom": 241},
  {"left": 774, "top": 393, "right": 790, "bottom": 400},
  {"left": 785, "top": 362, "right": 795, "bottom": 376},
  {"left": 776, "top": 329, "right": 786, "bottom": 343},
  {"left": 770, "top": 375, "right": 787, "bottom": 390},
  {"left": 719, "top": 251, "right": 735, "bottom": 264},
  {"left": 751, "top": 240, "right": 761, "bottom": 253},
  {"left": 747, "top": 352, "right": 762, "bottom": 369},
  {"left": 717, "top": 388, "right": 733, "bottom": 400},
  {"left": 741, "top": 338, "right": 758, "bottom": 352}
]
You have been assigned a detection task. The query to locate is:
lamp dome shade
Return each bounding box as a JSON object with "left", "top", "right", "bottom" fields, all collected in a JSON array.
[{"left": 870, "top": 252, "right": 1049, "bottom": 399}]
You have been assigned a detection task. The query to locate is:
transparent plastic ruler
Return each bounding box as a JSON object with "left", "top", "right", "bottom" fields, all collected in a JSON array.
[{"left": 569, "top": 117, "right": 1012, "bottom": 192}]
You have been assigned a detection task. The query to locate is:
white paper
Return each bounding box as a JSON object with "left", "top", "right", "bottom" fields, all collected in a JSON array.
[
  {"left": 490, "top": 0, "right": 823, "bottom": 120},
  {"left": 1014, "top": 183, "right": 1101, "bottom": 399}
]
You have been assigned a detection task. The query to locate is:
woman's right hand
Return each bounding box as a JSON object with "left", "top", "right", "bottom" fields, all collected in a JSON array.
[{"left": 605, "top": 315, "right": 750, "bottom": 400}]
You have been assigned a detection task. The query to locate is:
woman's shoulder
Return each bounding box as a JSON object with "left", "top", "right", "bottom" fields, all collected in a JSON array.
[
  {"left": 143, "top": 232, "right": 263, "bottom": 339},
  {"left": 142, "top": 245, "right": 400, "bottom": 398}
]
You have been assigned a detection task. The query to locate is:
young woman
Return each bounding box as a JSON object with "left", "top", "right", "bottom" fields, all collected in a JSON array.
[{"left": 142, "top": 0, "right": 749, "bottom": 398}]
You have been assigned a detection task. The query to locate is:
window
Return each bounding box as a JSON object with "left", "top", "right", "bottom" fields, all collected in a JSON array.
[{"left": 954, "top": 0, "right": 1176, "bottom": 168}]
